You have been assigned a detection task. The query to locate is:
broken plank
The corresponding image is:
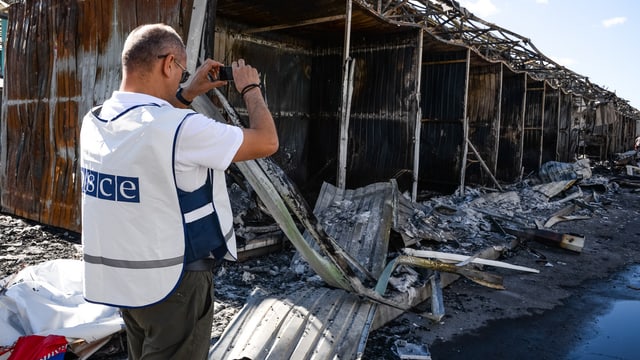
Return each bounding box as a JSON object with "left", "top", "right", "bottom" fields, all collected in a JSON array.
[{"left": 402, "top": 249, "right": 540, "bottom": 273}]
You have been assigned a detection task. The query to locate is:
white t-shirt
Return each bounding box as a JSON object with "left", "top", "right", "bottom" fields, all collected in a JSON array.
[{"left": 99, "top": 91, "right": 244, "bottom": 192}]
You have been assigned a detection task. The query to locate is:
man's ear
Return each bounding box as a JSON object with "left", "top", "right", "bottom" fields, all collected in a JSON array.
[{"left": 158, "top": 54, "right": 174, "bottom": 79}]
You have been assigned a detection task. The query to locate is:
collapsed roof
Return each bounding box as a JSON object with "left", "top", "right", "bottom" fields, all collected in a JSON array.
[{"left": 217, "top": 0, "right": 638, "bottom": 119}]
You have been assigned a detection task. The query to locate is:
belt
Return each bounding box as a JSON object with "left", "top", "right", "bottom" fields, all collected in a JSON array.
[{"left": 184, "top": 258, "right": 217, "bottom": 272}]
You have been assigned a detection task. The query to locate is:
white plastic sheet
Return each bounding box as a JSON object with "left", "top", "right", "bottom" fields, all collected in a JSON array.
[{"left": 0, "top": 259, "right": 123, "bottom": 347}]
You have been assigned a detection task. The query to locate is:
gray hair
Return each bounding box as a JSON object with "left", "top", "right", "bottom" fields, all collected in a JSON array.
[{"left": 122, "top": 23, "right": 185, "bottom": 72}]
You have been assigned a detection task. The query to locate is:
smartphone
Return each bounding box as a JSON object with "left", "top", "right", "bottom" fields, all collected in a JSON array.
[{"left": 218, "top": 66, "right": 233, "bottom": 81}]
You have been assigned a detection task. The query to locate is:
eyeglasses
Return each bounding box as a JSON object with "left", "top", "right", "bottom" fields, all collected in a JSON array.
[{"left": 157, "top": 54, "right": 191, "bottom": 83}]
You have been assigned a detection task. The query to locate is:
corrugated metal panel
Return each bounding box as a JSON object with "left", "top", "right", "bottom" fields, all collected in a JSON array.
[
  {"left": 0, "top": 0, "right": 192, "bottom": 232},
  {"left": 421, "top": 51, "right": 467, "bottom": 122},
  {"left": 310, "top": 181, "right": 393, "bottom": 278},
  {"left": 209, "top": 280, "right": 376, "bottom": 360}
]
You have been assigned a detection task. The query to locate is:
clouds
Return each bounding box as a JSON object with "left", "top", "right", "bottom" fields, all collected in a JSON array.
[{"left": 602, "top": 17, "right": 627, "bottom": 28}]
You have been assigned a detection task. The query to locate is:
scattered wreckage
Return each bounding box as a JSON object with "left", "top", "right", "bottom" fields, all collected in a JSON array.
[
  {"left": 3, "top": 86, "right": 635, "bottom": 359},
  {"left": 205, "top": 92, "right": 598, "bottom": 359},
  {"left": 0, "top": 153, "right": 631, "bottom": 359},
  {"left": 3, "top": 75, "right": 638, "bottom": 359}
]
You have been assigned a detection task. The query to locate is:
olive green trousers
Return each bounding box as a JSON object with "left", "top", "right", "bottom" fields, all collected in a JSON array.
[{"left": 121, "top": 271, "right": 214, "bottom": 360}]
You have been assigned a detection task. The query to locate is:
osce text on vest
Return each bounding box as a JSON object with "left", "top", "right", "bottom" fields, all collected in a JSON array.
[{"left": 81, "top": 167, "right": 140, "bottom": 203}]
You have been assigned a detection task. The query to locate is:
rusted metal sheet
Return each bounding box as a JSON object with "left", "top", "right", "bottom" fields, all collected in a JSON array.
[
  {"left": 209, "top": 286, "right": 376, "bottom": 360},
  {"left": 0, "top": 0, "right": 193, "bottom": 232}
]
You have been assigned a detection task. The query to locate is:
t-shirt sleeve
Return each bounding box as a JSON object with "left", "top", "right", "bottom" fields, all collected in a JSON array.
[{"left": 175, "top": 114, "right": 244, "bottom": 171}]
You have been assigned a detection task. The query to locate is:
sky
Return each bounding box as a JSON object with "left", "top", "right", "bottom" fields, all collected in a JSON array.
[{"left": 455, "top": 0, "right": 639, "bottom": 110}]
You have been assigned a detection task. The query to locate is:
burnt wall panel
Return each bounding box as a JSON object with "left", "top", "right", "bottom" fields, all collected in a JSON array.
[
  {"left": 582, "top": 103, "right": 618, "bottom": 160},
  {"left": 522, "top": 79, "right": 544, "bottom": 172},
  {"left": 308, "top": 52, "right": 342, "bottom": 196},
  {"left": 212, "top": 26, "right": 313, "bottom": 190},
  {"left": 307, "top": 33, "right": 420, "bottom": 195},
  {"left": 557, "top": 92, "right": 574, "bottom": 161},
  {"left": 542, "top": 86, "right": 560, "bottom": 164},
  {"left": 597, "top": 103, "right": 623, "bottom": 155},
  {"left": 497, "top": 71, "right": 525, "bottom": 182},
  {"left": 419, "top": 51, "right": 467, "bottom": 192},
  {"left": 345, "top": 34, "right": 419, "bottom": 191},
  {"left": 622, "top": 116, "right": 637, "bottom": 151},
  {"left": 0, "top": 0, "right": 191, "bottom": 232},
  {"left": 466, "top": 63, "right": 501, "bottom": 185}
]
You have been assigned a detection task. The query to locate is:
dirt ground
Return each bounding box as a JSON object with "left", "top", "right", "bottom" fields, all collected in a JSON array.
[{"left": 1, "top": 164, "right": 640, "bottom": 359}]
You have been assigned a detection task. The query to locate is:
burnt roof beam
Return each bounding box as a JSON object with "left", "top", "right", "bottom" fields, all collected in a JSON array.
[
  {"left": 355, "top": 0, "right": 638, "bottom": 117},
  {"left": 244, "top": 14, "right": 347, "bottom": 34}
]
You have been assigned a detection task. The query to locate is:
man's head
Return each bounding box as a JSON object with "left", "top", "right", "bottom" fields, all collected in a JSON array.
[{"left": 120, "top": 23, "right": 188, "bottom": 97}]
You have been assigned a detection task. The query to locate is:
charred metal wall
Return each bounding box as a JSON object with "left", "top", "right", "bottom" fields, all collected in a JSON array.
[
  {"left": 306, "top": 32, "right": 421, "bottom": 193},
  {"left": 582, "top": 102, "right": 622, "bottom": 160},
  {"left": 522, "top": 77, "right": 544, "bottom": 173},
  {"left": 419, "top": 50, "right": 467, "bottom": 191},
  {"left": 496, "top": 71, "right": 525, "bottom": 182},
  {"left": 466, "top": 62, "right": 501, "bottom": 185},
  {"left": 339, "top": 33, "right": 420, "bottom": 191},
  {"left": 1, "top": 0, "right": 637, "bottom": 234},
  {"left": 212, "top": 20, "right": 314, "bottom": 193},
  {"left": 621, "top": 114, "right": 637, "bottom": 150},
  {"left": 213, "top": 20, "right": 420, "bottom": 198},
  {"left": 0, "top": 0, "right": 193, "bottom": 232},
  {"left": 557, "top": 92, "right": 574, "bottom": 162},
  {"left": 542, "top": 85, "right": 560, "bottom": 164}
]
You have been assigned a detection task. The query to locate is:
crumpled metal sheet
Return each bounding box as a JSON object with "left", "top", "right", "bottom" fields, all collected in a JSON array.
[{"left": 209, "top": 287, "right": 376, "bottom": 360}]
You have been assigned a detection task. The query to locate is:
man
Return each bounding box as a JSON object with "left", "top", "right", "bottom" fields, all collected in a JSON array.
[{"left": 79, "top": 23, "right": 278, "bottom": 359}]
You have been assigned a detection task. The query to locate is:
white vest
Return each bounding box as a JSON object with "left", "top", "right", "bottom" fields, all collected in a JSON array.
[{"left": 80, "top": 104, "right": 237, "bottom": 308}]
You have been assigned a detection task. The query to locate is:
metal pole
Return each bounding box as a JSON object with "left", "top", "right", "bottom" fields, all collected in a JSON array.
[
  {"left": 337, "top": 0, "right": 353, "bottom": 189},
  {"left": 538, "top": 84, "right": 546, "bottom": 168},
  {"left": 458, "top": 49, "right": 471, "bottom": 195},
  {"left": 411, "top": 29, "right": 424, "bottom": 202},
  {"left": 493, "top": 63, "right": 503, "bottom": 175}
]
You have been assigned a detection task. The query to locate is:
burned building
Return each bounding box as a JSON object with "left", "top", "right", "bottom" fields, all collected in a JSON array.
[{"left": 0, "top": 0, "right": 638, "bottom": 234}]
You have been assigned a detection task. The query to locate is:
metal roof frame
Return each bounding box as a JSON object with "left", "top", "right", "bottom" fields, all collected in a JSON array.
[{"left": 357, "top": 0, "right": 639, "bottom": 118}]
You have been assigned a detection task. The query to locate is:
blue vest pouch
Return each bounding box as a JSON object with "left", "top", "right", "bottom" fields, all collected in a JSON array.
[{"left": 178, "top": 175, "right": 228, "bottom": 263}]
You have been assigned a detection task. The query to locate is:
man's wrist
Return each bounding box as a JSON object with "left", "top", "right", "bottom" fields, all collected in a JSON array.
[{"left": 176, "top": 87, "right": 192, "bottom": 106}]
